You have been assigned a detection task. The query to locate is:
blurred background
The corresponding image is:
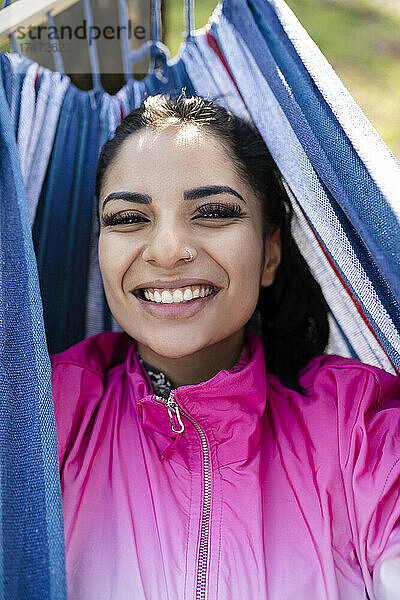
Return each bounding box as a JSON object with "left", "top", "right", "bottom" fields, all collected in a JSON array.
[{"left": 1, "top": 0, "right": 399, "bottom": 157}]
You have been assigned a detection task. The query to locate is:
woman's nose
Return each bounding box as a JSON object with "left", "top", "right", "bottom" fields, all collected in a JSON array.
[{"left": 141, "top": 226, "right": 196, "bottom": 269}]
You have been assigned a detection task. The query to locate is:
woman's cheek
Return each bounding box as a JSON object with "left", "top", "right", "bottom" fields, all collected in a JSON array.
[
  {"left": 100, "top": 234, "right": 134, "bottom": 273},
  {"left": 219, "top": 231, "right": 263, "bottom": 281},
  {"left": 99, "top": 236, "right": 128, "bottom": 297}
]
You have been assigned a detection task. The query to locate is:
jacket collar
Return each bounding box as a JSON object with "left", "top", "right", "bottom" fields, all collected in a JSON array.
[{"left": 126, "top": 331, "right": 267, "bottom": 468}]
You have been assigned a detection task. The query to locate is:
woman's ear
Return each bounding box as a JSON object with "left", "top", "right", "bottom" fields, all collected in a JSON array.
[{"left": 261, "top": 228, "right": 281, "bottom": 287}]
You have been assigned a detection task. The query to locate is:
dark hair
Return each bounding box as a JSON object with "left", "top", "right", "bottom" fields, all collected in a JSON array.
[{"left": 95, "top": 94, "right": 329, "bottom": 394}]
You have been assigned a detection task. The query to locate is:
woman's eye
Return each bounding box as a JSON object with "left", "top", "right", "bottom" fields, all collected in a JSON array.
[
  {"left": 102, "top": 211, "right": 149, "bottom": 227},
  {"left": 194, "top": 202, "right": 244, "bottom": 219}
]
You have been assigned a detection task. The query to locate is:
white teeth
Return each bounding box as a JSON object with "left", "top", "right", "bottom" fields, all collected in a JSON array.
[
  {"left": 172, "top": 289, "right": 184, "bottom": 302},
  {"left": 140, "top": 284, "right": 216, "bottom": 304},
  {"left": 144, "top": 289, "right": 155, "bottom": 301},
  {"left": 161, "top": 290, "right": 173, "bottom": 303}
]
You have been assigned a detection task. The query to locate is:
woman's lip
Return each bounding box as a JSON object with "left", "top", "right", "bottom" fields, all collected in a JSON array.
[
  {"left": 133, "top": 278, "right": 218, "bottom": 291},
  {"left": 133, "top": 289, "right": 219, "bottom": 319}
]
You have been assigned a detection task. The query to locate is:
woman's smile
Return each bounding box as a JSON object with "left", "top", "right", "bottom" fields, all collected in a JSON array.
[
  {"left": 133, "top": 278, "right": 219, "bottom": 301},
  {"left": 133, "top": 286, "right": 220, "bottom": 318},
  {"left": 132, "top": 277, "right": 221, "bottom": 318},
  {"left": 141, "top": 285, "right": 216, "bottom": 304}
]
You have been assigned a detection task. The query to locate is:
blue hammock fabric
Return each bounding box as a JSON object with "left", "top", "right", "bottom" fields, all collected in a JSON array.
[
  {"left": 0, "top": 71, "right": 66, "bottom": 599},
  {"left": 1, "top": 0, "right": 400, "bottom": 595}
]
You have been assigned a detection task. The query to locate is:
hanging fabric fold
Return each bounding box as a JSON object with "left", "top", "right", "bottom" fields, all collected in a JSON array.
[
  {"left": 224, "top": 0, "right": 400, "bottom": 302},
  {"left": 0, "top": 65, "right": 67, "bottom": 600},
  {"left": 180, "top": 29, "right": 249, "bottom": 121}
]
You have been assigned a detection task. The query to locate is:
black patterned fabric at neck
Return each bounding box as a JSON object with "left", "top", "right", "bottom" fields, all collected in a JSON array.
[
  {"left": 138, "top": 357, "right": 173, "bottom": 399},
  {"left": 138, "top": 343, "right": 248, "bottom": 400}
]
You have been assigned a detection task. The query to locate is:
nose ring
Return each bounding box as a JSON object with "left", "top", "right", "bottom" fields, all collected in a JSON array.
[{"left": 184, "top": 248, "right": 194, "bottom": 262}]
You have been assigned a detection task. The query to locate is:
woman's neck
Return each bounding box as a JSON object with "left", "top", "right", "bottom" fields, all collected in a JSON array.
[{"left": 136, "top": 328, "right": 246, "bottom": 388}]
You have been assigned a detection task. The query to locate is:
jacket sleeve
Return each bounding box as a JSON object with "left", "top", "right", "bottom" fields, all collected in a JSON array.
[
  {"left": 51, "top": 360, "right": 105, "bottom": 469},
  {"left": 325, "top": 362, "right": 400, "bottom": 598}
]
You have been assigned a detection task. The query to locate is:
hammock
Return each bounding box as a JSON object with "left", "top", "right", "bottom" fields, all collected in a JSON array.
[{"left": 1, "top": 0, "right": 400, "bottom": 596}]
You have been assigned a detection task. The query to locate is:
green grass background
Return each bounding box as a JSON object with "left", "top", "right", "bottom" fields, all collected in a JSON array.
[{"left": 164, "top": 0, "right": 400, "bottom": 159}]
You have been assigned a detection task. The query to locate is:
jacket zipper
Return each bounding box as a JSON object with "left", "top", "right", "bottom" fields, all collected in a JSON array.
[{"left": 153, "top": 391, "right": 212, "bottom": 600}]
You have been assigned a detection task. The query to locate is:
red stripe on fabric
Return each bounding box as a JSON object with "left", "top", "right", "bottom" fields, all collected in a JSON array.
[
  {"left": 116, "top": 97, "right": 124, "bottom": 121},
  {"left": 295, "top": 199, "right": 399, "bottom": 373},
  {"left": 34, "top": 66, "right": 40, "bottom": 93},
  {"left": 204, "top": 28, "right": 247, "bottom": 109}
]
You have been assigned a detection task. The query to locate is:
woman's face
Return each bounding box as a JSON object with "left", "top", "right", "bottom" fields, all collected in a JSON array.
[{"left": 98, "top": 125, "right": 280, "bottom": 359}]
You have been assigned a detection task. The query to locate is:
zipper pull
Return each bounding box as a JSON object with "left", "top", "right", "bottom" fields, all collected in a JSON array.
[{"left": 165, "top": 391, "right": 185, "bottom": 434}]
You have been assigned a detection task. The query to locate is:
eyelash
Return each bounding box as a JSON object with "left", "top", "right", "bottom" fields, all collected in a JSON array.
[
  {"left": 195, "top": 202, "right": 244, "bottom": 219},
  {"left": 102, "top": 202, "right": 244, "bottom": 226},
  {"left": 102, "top": 211, "right": 148, "bottom": 226}
]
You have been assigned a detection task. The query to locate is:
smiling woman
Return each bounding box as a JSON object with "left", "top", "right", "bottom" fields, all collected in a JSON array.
[
  {"left": 95, "top": 93, "right": 328, "bottom": 390},
  {"left": 97, "top": 119, "right": 280, "bottom": 383},
  {"left": 51, "top": 94, "right": 400, "bottom": 600}
]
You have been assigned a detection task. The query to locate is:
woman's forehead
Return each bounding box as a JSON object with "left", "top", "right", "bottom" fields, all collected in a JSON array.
[
  {"left": 118, "top": 125, "right": 225, "bottom": 157},
  {"left": 101, "top": 126, "right": 242, "bottom": 195}
]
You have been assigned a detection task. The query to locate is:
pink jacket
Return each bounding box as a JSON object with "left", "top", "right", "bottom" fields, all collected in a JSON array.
[{"left": 51, "top": 330, "right": 400, "bottom": 600}]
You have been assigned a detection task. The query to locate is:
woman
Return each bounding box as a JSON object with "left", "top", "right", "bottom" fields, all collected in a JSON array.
[{"left": 52, "top": 94, "right": 400, "bottom": 600}]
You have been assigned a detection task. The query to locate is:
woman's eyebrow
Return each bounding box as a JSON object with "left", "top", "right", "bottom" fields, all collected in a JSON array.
[
  {"left": 102, "top": 191, "right": 152, "bottom": 212},
  {"left": 183, "top": 185, "right": 247, "bottom": 204}
]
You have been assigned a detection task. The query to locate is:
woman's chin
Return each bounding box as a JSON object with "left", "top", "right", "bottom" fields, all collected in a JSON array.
[
  {"left": 137, "top": 338, "right": 207, "bottom": 360},
  {"left": 133, "top": 326, "right": 223, "bottom": 360}
]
